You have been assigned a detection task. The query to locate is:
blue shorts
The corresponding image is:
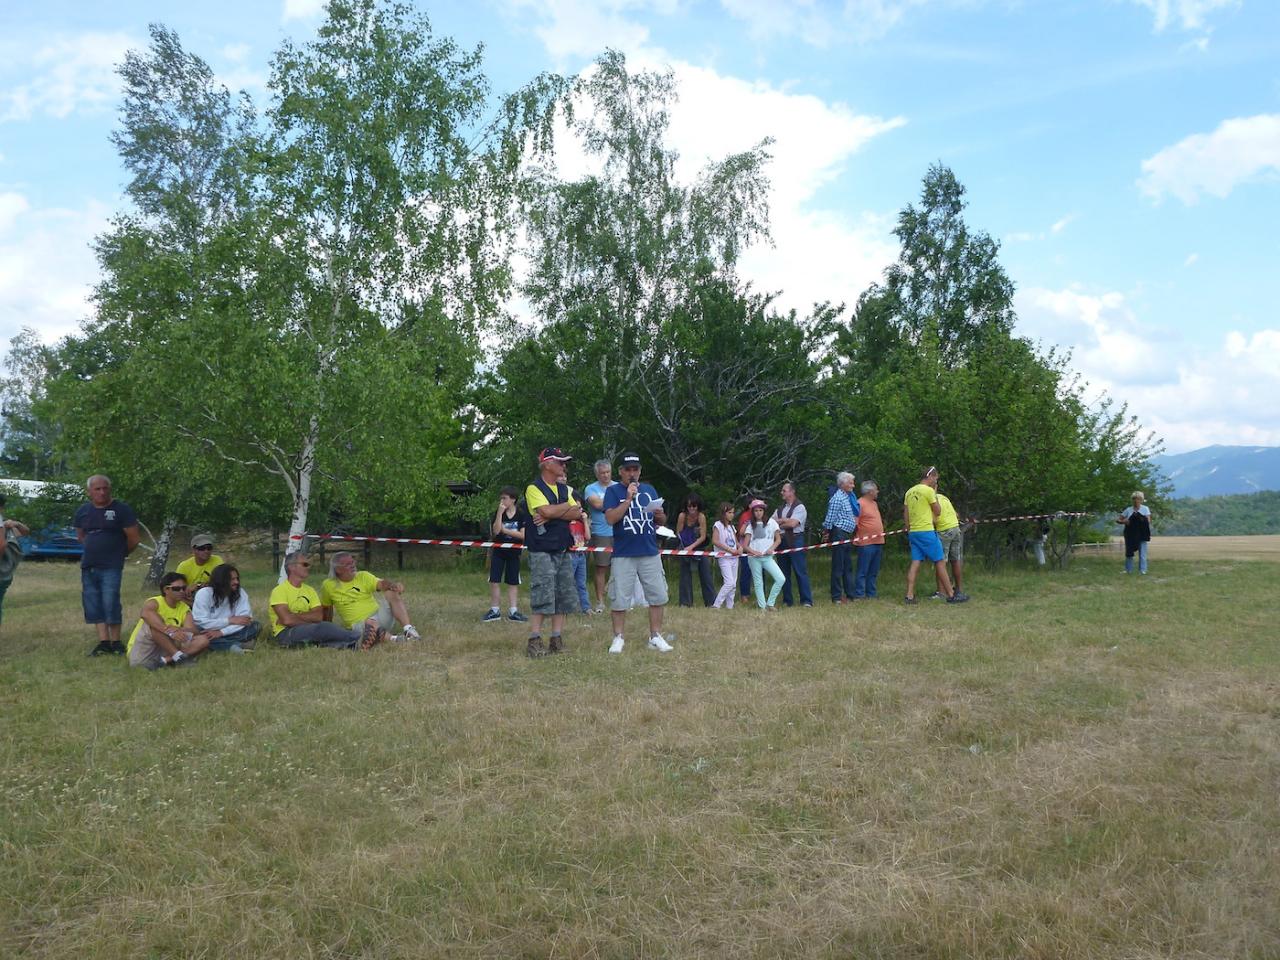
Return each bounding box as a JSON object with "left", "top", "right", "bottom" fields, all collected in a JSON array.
[
  {"left": 908, "top": 531, "right": 944, "bottom": 563},
  {"left": 81, "top": 566, "right": 124, "bottom": 625}
]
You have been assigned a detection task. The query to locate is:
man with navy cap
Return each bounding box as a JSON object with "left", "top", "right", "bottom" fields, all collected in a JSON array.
[{"left": 602, "top": 452, "right": 673, "bottom": 654}]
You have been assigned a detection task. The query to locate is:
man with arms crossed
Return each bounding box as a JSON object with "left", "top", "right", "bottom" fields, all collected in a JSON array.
[
  {"left": 903, "top": 466, "right": 966, "bottom": 605},
  {"left": 524, "top": 447, "right": 584, "bottom": 657},
  {"left": 75, "top": 475, "right": 140, "bottom": 656},
  {"left": 604, "top": 452, "right": 673, "bottom": 654}
]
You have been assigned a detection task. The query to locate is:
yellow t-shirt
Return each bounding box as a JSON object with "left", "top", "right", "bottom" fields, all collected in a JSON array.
[
  {"left": 935, "top": 494, "right": 959, "bottom": 532},
  {"left": 524, "top": 482, "right": 579, "bottom": 515},
  {"left": 176, "top": 554, "right": 223, "bottom": 588},
  {"left": 268, "top": 580, "right": 321, "bottom": 637},
  {"left": 319, "top": 570, "right": 382, "bottom": 628},
  {"left": 127, "top": 595, "right": 190, "bottom": 655},
  {"left": 904, "top": 483, "right": 939, "bottom": 532}
]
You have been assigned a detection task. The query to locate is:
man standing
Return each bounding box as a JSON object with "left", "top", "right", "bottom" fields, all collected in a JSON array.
[
  {"left": 75, "top": 475, "right": 140, "bottom": 656},
  {"left": 772, "top": 481, "right": 812, "bottom": 607},
  {"left": 583, "top": 459, "right": 615, "bottom": 614},
  {"left": 176, "top": 533, "right": 223, "bottom": 598},
  {"left": 270, "top": 553, "right": 385, "bottom": 650},
  {"left": 603, "top": 452, "right": 673, "bottom": 654},
  {"left": 903, "top": 466, "right": 965, "bottom": 605},
  {"left": 320, "top": 552, "right": 423, "bottom": 641},
  {"left": 821, "top": 471, "right": 860, "bottom": 604},
  {"left": 524, "top": 447, "right": 584, "bottom": 658},
  {"left": 932, "top": 492, "right": 969, "bottom": 601},
  {"left": 852, "top": 481, "right": 885, "bottom": 599}
]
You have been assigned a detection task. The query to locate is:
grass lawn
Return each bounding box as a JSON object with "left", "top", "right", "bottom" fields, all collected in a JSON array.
[{"left": 2, "top": 548, "right": 1278, "bottom": 958}]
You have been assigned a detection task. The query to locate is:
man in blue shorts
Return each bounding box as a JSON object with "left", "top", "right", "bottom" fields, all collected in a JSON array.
[
  {"left": 903, "top": 466, "right": 966, "bottom": 605},
  {"left": 75, "top": 475, "right": 141, "bottom": 656}
]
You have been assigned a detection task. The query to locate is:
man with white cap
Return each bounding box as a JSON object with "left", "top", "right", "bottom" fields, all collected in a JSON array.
[{"left": 602, "top": 452, "right": 673, "bottom": 654}]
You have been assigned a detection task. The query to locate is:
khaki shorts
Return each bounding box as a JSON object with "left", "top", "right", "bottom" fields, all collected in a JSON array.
[
  {"left": 591, "top": 534, "right": 613, "bottom": 567},
  {"left": 336, "top": 596, "right": 394, "bottom": 631},
  {"left": 939, "top": 526, "right": 964, "bottom": 562},
  {"left": 608, "top": 555, "right": 668, "bottom": 611}
]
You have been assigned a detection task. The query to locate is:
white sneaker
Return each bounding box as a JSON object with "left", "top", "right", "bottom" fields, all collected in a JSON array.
[
  {"left": 401, "top": 625, "right": 422, "bottom": 641},
  {"left": 608, "top": 636, "right": 625, "bottom": 654},
  {"left": 648, "top": 634, "right": 673, "bottom": 652}
]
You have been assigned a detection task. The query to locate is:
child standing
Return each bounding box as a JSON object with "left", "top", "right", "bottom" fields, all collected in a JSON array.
[
  {"left": 569, "top": 516, "right": 593, "bottom": 613},
  {"left": 712, "top": 502, "right": 742, "bottom": 608},
  {"left": 745, "top": 499, "right": 785, "bottom": 610},
  {"left": 485, "top": 486, "right": 529, "bottom": 622}
]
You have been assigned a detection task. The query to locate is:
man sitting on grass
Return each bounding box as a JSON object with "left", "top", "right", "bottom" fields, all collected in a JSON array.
[
  {"left": 125, "top": 572, "right": 216, "bottom": 670},
  {"left": 175, "top": 533, "right": 223, "bottom": 599},
  {"left": 270, "top": 552, "right": 386, "bottom": 650},
  {"left": 320, "top": 551, "right": 422, "bottom": 642}
]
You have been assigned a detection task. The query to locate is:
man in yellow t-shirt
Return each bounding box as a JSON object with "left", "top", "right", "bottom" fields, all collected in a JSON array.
[
  {"left": 175, "top": 533, "right": 223, "bottom": 600},
  {"left": 933, "top": 493, "right": 969, "bottom": 601},
  {"left": 902, "top": 466, "right": 964, "bottom": 605},
  {"left": 269, "top": 552, "right": 384, "bottom": 650},
  {"left": 320, "top": 552, "right": 422, "bottom": 642}
]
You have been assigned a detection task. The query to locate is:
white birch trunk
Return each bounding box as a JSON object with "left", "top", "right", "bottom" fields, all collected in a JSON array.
[
  {"left": 144, "top": 515, "right": 179, "bottom": 586},
  {"left": 278, "top": 415, "right": 319, "bottom": 582}
]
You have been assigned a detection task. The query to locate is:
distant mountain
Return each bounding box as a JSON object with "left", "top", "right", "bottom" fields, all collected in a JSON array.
[{"left": 1152, "top": 445, "right": 1280, "bottom": 499}]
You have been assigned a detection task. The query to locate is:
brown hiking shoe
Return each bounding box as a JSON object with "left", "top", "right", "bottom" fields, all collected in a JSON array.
[
  {"left": 548, "top": 635, "right": 564, "bottom": 654},
  {"left": 526, "top": 635, "right": 547, "bottom": 658},
  {"left": 359, "top": 619, "right": 385, "bottom": 651}
]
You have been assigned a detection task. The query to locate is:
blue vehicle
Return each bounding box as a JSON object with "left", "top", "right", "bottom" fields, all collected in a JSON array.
[{"left": 18, "top": 525, "right": 83, "bottom": 560}]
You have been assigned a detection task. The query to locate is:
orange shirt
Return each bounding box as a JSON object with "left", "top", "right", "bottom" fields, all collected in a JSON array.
[{"left": 855, "top": 496, "right": 885, "bottom": 545}]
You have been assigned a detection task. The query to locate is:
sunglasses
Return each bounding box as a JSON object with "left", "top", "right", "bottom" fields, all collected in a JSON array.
[
  {"left": 165, "top": 585, "right": 187, "bottom": 592},
  {"left": 194, "top": 545, "right": 213, "bottom": 551}
]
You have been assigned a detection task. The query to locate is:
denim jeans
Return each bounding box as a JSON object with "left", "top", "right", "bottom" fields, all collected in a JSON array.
[
  {"left": 678, "top": 556, "right": 716, "bottom": 606},
  {"left": 1124, "top": 540, "right": 1149, "bottom": 574},
  {"left": 779, "top": 549, "right": 812, "bottom": 605},
  {"left": 209, "top": 620, "right": 262, "bottom": 651},
  {"left": 853, "top": 544, "right": 883, "bottom": 598},
  {"left": 571, "top": 552, "right": 591, "bottom": 611},
  {"left": 829, "top": 541, "right": 855, "bottom": 601},
  {"left": 81, "top": 566, "right": 124, "bottom": 624}
]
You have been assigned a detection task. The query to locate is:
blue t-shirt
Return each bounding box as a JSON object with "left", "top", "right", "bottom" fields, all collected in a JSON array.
[
  {"left": 74, "top": 499, "right": 138, "bottom": 570},
  {"left": 603, "top": 482, "right": 661, "bottom": 558},
  {"left": 584, "top": 481, "right": 613, "bottom": 538}
]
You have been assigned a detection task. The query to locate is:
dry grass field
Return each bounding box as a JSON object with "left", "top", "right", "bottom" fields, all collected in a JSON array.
[{"left": 2, "top": 547, "right": 1278, "bottom": 958}]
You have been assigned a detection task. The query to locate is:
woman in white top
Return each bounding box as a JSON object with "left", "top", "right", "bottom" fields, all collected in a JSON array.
[
  {"left": 191, "top": 563, "right": 261, "bottom": 653},
  {"left": 744, "top": 498, "right": 785, "bottom": 610},
  {"left": 711, "top": 502, "right": 743, "bottom": 608}
]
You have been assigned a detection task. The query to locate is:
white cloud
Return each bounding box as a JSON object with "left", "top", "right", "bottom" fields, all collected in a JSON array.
[
  {"left": 1050, "top": 213, "right": 1077, "bottom": 234},
  {"left": 505, "top": 0, "right": 678, "bottom": 61},
  {"left": 721, "top": 0, "right": 936, "bottom": 45},
  {"left": 1017, "top": 286, "right": 1280, "bottom": 453},
  {"left": 1138, "top": 114, "right": 1280, "bottom": 204},
  {"left": 0, "top": 31, "right": 135, "bottom": 122},
  {"left": 1183, "top": 252, "right": 1198, "bottom": 267},
  {"left": 0, "top": 193, "right": 111, "bottom": 345},
  {"left": 1127, "top": 0, "right": 1237, "bottom": 32},
  {"left": 282, "top": 0, "right": 327, "bottom": 22}
]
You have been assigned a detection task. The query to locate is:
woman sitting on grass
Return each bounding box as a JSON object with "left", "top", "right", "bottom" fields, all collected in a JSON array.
[
  {"left": 126, "top": 572, "right": 216, "bottom": 670},
  {"left": 192, "top": 563, "right": 261, "bottom": 653},
  {"left": 744, "top": 499, "right": 785, "bottom": 611}
]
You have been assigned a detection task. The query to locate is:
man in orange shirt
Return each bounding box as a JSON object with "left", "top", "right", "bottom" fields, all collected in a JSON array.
[{"left": 852, "top": 480, "right": 885, "bottom": 598}]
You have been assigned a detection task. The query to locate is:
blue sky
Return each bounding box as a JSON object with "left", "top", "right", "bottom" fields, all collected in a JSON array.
[{"left": 1, "top": 0, "right": 1277, "bottom": 453}]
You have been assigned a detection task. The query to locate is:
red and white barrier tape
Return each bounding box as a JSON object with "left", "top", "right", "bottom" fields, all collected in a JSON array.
[{"left": 301, "top": 511, "right": 1090, "bottom": 559}]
